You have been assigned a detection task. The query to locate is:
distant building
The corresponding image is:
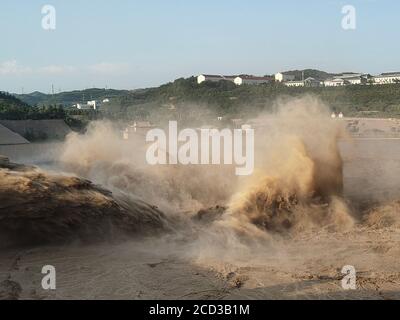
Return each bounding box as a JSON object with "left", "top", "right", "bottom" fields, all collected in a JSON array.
[
  {"left": 323, "top": 73, "right": 369, "bottom": 87},
  {"left": 337, "top": 73, "right": 363, "bottom": 78},
  {"left": 197, "top": 74, "right": 236, "bottom": 84},
  {"left": 198, "top": 70, "right": 400, "bottom": 88},
  {"left": 344, "top": 76, "right": 367, "bottom": 85},
  {"left": 285, "top": 80, "right": 305, "bottom": 87},
  {"left": 373, "top": 72, "right": 400, "bottom": 85},
  {"left": 284, "top": 77, "right": 321, "bottom": 87},
  {"left": 336, "top": 73, "right": 368, "bottom": 85},
  {"left": 102, "top": 98, "right": 110, "bottom": 103},
  {"left": 304, "top": 77, "right": 322, "bottom": 87},
  {"left": 234, "top": 75, "right": 271, "bottom": 85},
  {"left": 324, "top": 78, "right": 348, "bottom": 87},
  {"left": 275, "top": 72, "right": 295, "bottom": 82},
  {"left": 76, "top": 100, "right": 98, "bottom": 110},
  {"left": 87, "top": 100, "right": 97, "bottom": 110}
]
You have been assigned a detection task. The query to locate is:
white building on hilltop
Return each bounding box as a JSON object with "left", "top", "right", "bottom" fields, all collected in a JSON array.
[
  {"left": 324, "top": 73, "right": 368, "bottom": 87},
  {"left": 275, "top": 72, "right": 295, "bottom": 82},
  {"left": 324, "top": 78, "right": 348, "bottom": 87},
  {"left": 373, "top": 72, "right": 400, "bottom": 85},
  {"left": 284, "top": 77, "right": 321, "bottom": 87},
  {"left": 338, "top": 73, "right": 368, "bottom": 85},
  {"left": 197, "top": 74, "right": 236, "bottom": 84},
  {"left": 76, "top": 100, "right": 98, "bottom": 110},
  {"left": 87, "top": 100, "right": 97, "bottom": 110},
  {"left": 234, "top": 75, "right": 271, "bottom": 85},
  {"left": 285, "top": 80, "right": 304, "bottom": 87},
  {"left": 344, "top": 76, "right": 366, "bottom": 85}
]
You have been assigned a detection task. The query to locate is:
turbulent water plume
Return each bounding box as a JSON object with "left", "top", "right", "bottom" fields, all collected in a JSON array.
[
  {"left": 60, "top": 121, "right": 237, "bottom": 215},
  {"left": 224, "top": 96, "right": 354, "bottom": 235},
  {"left": 0, "top": 96, "right": 360, "bottom": 251},
  {"left": 57, "top": 96, "right": 355, "bottom": 241}
]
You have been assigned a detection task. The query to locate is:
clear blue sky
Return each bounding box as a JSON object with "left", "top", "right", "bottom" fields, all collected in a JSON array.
[{"left": 0, "top": 0, "right": 399, "bottom": 93}]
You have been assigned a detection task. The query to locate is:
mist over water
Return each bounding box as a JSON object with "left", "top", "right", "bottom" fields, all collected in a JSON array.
[
  {"left": 38, "top": 96, "right": 361, "bottom": 256},
  {"left": 1, "top": 96, "right": 399, "bottom": 254}
]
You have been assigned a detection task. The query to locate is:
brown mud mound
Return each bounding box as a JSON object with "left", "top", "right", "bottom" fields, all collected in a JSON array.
[{"left": 0, "top": 157, "right": 168, "bottom": 248}]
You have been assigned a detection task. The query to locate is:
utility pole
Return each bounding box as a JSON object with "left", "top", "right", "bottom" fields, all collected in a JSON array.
[{"left": 52, "top": 84, "right": 55, "bottom": 106}]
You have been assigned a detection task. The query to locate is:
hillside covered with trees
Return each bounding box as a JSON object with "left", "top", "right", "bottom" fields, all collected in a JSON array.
[
  {"left": 1, "top": 91, "right": 66, "bottom": 120},
  {"left": 15, "top": 88, "right": 129, "bottom": 106},
  {"left": 3, "top": 75, "right": 400, "bottom": 127},
  {"left": 102, "top": 77, "right": 400, "bottom": 122}
]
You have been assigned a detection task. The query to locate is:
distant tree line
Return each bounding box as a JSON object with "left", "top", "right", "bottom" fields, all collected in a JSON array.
[
  {"left": 101, "top": 77, "right": 400, "bottom": 121},
  {"left": 3, "top": 78, "right": 400, "bottom": 127}
]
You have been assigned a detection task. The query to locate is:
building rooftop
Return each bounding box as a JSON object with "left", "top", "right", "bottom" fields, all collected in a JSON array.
[
  {"left": 377, "top": 72, "right": 400, "bottom": 77},
  {"left": 237, "top": 75, "right": 271, "bottom": 80},
  {"left": 325, "top": 78, "right": 346, "bottom": 82},
  {"left": 201, "top": 74, "right": 237, "bottom": 79}
]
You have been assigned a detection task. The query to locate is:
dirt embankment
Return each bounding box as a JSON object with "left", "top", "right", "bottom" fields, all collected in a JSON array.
[{"left": 0, "top": 156, "right": 168, "bottom": 248}]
